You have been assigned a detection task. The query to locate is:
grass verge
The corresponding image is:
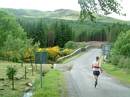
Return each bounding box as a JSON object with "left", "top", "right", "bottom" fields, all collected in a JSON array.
[
  {"left": 33, "top": 70, "right": 67, "bottom": 97},
  {"left": 102, "top": 63, "right": 130, "bottom": 84}
]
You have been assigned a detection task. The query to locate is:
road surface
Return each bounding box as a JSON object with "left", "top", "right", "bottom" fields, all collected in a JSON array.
[{"left": 58, "top": 48, "right": 130, "bottom": 97}]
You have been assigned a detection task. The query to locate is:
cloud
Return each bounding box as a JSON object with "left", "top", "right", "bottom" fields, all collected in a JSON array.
[{"left": 0, "top": 0, "right": 80, "bottom": 11}]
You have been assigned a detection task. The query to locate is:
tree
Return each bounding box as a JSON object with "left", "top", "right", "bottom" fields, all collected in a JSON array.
[
  {"left": 78, "top": 0, "right": 123, "bottom": 21},
  {"left": 112, "top": 30, "right": 130, "bottom": 57},
  {"left": 6, "top": 66, "right": 17, "bottom": 90},
  {"left": 0, "top": 11, "right": 34, "bottom": 62},
  {"left": 54, "top": 21, "right": 73, "bottom": 47}
]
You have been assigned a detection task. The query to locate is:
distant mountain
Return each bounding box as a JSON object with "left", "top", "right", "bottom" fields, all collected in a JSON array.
[
  {"left": 0, "top": 8, "right": 79, "bottom": 20},
  {"left": 0, "top": 8, "right": 127, "bottom": 22}
]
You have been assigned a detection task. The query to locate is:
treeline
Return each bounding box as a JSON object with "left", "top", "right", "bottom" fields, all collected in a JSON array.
[
  {"left": 77, "top": 22, "right": 130, "bottom": 42},
  {"left": 17, "top": 17, "right": 130, "bottom": 48},
  {"left": 18, "top": 18, "right": 73, "bottom": 48}
]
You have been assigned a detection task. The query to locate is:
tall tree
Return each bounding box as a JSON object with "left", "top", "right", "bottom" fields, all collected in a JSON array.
[
  {"left": 0, "top": 11, "right": 32, "bottom": 61},
  {"left": 54, "top": 21, "right": 73, "bottom": 47}
]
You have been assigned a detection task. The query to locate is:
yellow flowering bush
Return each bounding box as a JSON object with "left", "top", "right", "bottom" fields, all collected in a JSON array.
[
  {"left": 23, "top": 48, "right": 34, "bottom": 62},
  {"left": 37, "top": 48, "right": 45, "bottom": 52},
  {"left": 46, "top": 46, "right": 60, "bottom": 61}
]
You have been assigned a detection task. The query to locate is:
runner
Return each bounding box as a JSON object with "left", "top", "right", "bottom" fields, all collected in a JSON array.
[{"left": 92, "top": 56, "right": 102, "bottom": 88}]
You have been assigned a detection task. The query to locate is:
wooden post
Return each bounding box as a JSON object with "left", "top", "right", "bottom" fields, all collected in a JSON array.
[
  {"left": 12, "top": 68, "right": 15, "bottom": 90},
  {"left": 25, "top": 65, "right": 27, "bottom": 80},
  {"left": 40, "top": 63, "right": 42, "bottom": 88},
  {"left": 30, "top": 56, "right": 34, "bottom": 76}
]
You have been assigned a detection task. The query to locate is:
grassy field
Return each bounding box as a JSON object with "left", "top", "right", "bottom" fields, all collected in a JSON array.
[
  {"left": 102, "top": 63, "right": 130, "bottom": 84},
  {"left": 0, "top": 61, "right": 51, "bottom": 97},
  {"left": 33, "top": 70, "right": 67, "bottom": 97}
]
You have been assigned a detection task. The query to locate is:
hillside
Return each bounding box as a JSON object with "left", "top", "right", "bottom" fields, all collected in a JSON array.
[
  {"left": 0, "top": 8, "right": 79, "bottom": 20},
  {"left": 0, "top": 8, "right": 124, "bottom": 22}
]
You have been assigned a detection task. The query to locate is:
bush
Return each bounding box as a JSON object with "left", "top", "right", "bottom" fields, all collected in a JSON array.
[
  {"left": 64, "top": 41, "right": 77, "bottom": 49},
  {"left": 111, "top": 55, "right": 130, "bottom": 73},
  {"left": 6, "top": 66, "right": 17, "bottom": 80},
  {"left": 61, "top": 48, "right": 73, "bottom": 56},
  {"left": 46, "top": 46, "right": 60, "bottom": 61},
  {"left": 65, "top": 41, "right": 87, "bottom": 49},
  {"left": 110, "top": 55, "right": 122, "bottom": 66},
  {"left": 112, "top": 30, "right": 130, "bottom": 57},
  {"left": 118, "top": 56, "right": 125, "bottom": 68}
]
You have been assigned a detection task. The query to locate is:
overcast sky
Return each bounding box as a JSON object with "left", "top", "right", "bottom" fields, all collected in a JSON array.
[{"left": 0, "top": 0, "right": 130, "bottom": 20}]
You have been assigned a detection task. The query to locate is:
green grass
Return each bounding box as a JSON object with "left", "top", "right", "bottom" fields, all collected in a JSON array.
[
  {"left": 102, "top": 63, "right": 130, "bottom": 84},
  {"left": 0, "top": 61, "right": 52, "bottom": 97},
  {"left": 33, "top": 70, "right": 67, "bottom": 97}
]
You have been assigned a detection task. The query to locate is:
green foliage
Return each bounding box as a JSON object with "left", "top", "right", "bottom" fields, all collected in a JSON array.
[
  {"left": 61, "top": 48, "right": 73, "bottom": 56},
  {"left": 54, "top": 21, "right": 73, "bottom": 47},
  {"left": 18, "top": 16, "right": 130, "bottom": 46},
  {"left": 110, "top": 55, "right": 122, "bottom": 66},
  {"left": 118, "top": 56, "right": 130, "bottom": 69},
  {"left": 64, "top": 41, "right": 86, "bottom": 49},
  {"left": 64, "top": 41, "right": 78, "bottom": 49},
  {"left": 110, "top": 30, "right": 130, "bottom": 70},
  {"left": 78, "top": 0, "right": 122, "bottom": 21},
  {"left": 0, "top": 11, "right": 35, "bottom": 62},
  {"left": 112, "top": 30, "right": 130, "bottom": 57},
  {"left": 6, "top": 66, "right": 17, "bottom": 80}
]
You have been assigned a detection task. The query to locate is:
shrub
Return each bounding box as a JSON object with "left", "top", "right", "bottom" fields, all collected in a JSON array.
[
  {"left": 64, "top": 41, "right": 77, "bottom": 49},
  {"left": 37, "top": 48, "right": 45, "bottom": 52},
  {"left": 61, "top": 48, "right": 73, "bottom": 56},
  {"left": 110, "top": 55, "right": 122, "bottom": 66},
  {"left": 65, "top": 41, "right": 87, "bottom": 49},
  {"left": 118, "top": 56, "right": 125, "bottom": 68},
  {"left": 124, "top": 58, "right": 130, "bottom": 69},
  {"left": 46, "top": 46, "right": 60, "bottom": 61},
  {"left": 112, "top": 30, "right": 130, "bottom": 57},
  {"left": 23, "top": 48, "right": 35, "bottom": 62},
  {"left": 6, "top": 66, "right": 17, "bottom": 80}
]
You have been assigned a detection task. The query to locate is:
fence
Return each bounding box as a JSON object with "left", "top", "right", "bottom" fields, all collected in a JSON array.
[{"left": 56, "top": 45, "right": 92, "bottom": 62}]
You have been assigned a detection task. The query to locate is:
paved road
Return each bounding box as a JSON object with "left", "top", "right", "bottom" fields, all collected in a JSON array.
[{"left": 63, "top": 48, "right": 130, "bottom": 97}]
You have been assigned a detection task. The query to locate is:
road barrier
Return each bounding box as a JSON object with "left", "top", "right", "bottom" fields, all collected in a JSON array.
[{"left": 56, "top": 45, "right": 92, "bottom": 62}]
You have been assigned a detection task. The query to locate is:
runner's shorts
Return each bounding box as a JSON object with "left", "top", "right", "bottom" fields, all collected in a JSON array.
[{"left": 93, "top": 71, "right": 100, "bottom": 76}]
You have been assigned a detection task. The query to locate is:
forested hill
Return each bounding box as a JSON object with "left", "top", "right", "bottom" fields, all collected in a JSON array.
[
  {"left": 0, "top": 8, "right": 124, "bottom": 22},
  {"left": 1, "top": 8, "right": 130, "bottom": 48},
  {"left": 0, "top": 8, "right": 79, "bottom": 19}
]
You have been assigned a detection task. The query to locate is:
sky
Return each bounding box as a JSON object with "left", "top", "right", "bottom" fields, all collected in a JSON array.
[{"left": 0, "top": 0, "right": 130, "bottom": 21}]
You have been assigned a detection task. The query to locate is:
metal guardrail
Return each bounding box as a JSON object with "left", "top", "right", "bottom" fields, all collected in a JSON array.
[{"left": 56, "top": 45, "right": 92, "bottom": 62}]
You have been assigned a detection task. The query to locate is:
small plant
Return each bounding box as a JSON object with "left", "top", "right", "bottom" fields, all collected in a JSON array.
[{"left": 6, "top": 65, "right": 17, "bottom": 90}]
